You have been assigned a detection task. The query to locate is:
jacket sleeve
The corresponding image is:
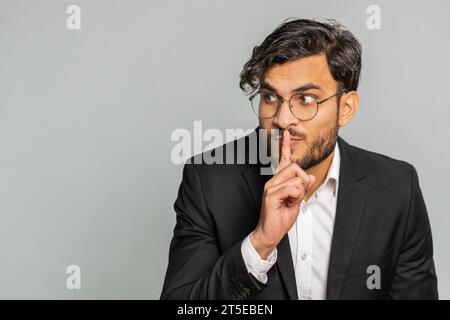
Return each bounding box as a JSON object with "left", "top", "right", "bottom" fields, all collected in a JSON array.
[
  {"left": 388, "top": 164, "right": 438, "bottom": 299},
  {"left": 160, "top": 161, "right": 267, "bottom": 300}
]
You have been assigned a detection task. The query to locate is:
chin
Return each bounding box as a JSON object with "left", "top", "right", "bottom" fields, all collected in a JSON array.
[
  {"left": 291, "top": 146, "right": 306, "bottom": 159},
  {"left": 291, "top": 153, "right": 304, "bottom": 165}
]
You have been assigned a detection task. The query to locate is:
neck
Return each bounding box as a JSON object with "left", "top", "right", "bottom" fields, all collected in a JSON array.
[{"left": 304, "top": 148, "right": 335, "bottom": 203}]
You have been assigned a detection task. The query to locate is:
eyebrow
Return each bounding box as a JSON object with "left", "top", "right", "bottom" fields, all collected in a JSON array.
[{"left": 260, "top": 81, "right": 322, "bottom": 94}]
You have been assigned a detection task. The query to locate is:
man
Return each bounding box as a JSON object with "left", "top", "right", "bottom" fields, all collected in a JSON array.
[{"left": 161, "top": 19, "right": 438, "bottom": 299}]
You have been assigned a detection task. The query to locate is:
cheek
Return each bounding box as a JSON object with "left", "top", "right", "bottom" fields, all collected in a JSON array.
[
  {"left": 259, "top": 118, "right": 273, "bottom": 130},
  {"left": 311, "top": 109, "right": 337, "bottom": 135},
  {"left": 316, "top": 107, "right": 336, "bottom": 125}
]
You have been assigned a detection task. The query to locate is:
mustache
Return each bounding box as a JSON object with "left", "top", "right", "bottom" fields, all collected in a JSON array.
[{"left": 273, "top": 128, "right": 306, "bottom": 140}]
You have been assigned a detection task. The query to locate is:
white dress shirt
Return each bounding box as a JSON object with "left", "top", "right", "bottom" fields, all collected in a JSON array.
[{"left": 241, "top": 141, "right": 340, "bottom": 300}]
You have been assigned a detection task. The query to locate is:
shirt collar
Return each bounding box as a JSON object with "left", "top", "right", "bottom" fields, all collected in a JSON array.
[{"left": 316, "top": 140, "right": 341, "bottom": 199}]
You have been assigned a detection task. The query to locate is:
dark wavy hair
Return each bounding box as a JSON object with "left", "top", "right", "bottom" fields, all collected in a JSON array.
[{"left": 239, "top": 18, "right": 362, "bottom": 95}]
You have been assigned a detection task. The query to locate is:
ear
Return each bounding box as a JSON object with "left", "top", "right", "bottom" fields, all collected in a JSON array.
[{"left": 338, "top": 90, "right": 359, "bottom": 127}]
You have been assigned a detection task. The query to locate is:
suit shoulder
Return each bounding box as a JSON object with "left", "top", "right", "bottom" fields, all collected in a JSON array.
[
  {"left": 184, "top": 134, "right": 254, "bottom": 176},
  {"left": 349, "top": 143, "right": 415, "bottom": 182}
]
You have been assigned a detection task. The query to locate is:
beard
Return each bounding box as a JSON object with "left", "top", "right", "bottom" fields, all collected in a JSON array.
[
  {"left": 295, "top": 122, "right": 338, "bottom": 169},
  {"left": 266, "top": 118, "right": 339, "bottom": 170}
]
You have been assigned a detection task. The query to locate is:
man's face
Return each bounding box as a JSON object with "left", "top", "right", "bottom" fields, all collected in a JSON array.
[{"left": 259, "top": 54, "right": 341, "bottom": 170}]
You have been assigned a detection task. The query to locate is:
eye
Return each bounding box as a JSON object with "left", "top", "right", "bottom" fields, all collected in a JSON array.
[
  {"left": 262, "top": 93, "right": 277, "bottom": 104},
  {"left": 298, "top": 94, "right": 316, "bottom": 105}
]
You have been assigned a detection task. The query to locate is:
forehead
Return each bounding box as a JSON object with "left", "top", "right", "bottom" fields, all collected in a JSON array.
[{"left": 263, "top": 54, "right": 335, "bottom": 91}]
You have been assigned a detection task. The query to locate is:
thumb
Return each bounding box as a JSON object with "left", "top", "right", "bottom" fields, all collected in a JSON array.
[{"left": 306, "top": 174, "right": 316, "bottom": 192}]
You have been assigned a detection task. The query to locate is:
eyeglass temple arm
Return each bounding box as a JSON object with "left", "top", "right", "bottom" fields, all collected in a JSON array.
[{"left": 317, "top": 88, "right": 348, "bottom": 105}]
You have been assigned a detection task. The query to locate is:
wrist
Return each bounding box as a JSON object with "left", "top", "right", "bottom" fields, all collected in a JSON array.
[{"left": 250, "top": 229, "right": 276, "bottom": 260}]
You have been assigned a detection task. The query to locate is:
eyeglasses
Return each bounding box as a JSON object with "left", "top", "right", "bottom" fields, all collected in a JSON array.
[{"left": 249, "top": 88, "right": 347, "bottom": 121}]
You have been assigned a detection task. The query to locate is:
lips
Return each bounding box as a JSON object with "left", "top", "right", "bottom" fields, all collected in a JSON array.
[
  {"left": 289, "top": 138, "right": 303, "bottom": 146},
  {"left": 275, "top": 136, "right": 304, "bottom": 147},
  {"left": 274, "top": 135, "right": 303, "bottom": 141}
]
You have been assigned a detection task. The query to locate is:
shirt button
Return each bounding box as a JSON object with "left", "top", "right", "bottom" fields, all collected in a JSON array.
[
  {"left": 301, "top": 254, "right": 307, "bottom": 261},
  {"left": 257, "top": 274, "right": 266, "bottom": 282}
]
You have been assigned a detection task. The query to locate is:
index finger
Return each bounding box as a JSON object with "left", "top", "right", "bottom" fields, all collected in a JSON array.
[{"left": 277, "top": 130, "right": 291, "bottom": 172}]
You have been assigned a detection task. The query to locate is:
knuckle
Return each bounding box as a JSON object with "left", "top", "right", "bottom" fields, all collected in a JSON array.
[
  {"left": 288, "top": 186, "right": 297, "bottom": 193},
  {"left": 265, "top": 186, "right": 274, "bottom": 196},
  {"left": 299, "top": 188, "right": 305, "bottom": 196},
  {"left": 293, "top": 163, "right": 302, "bottom": 172},
  {"left": 289, "top": 163, "right": 301, "bottom": 174},
  {"left": 295, "top": 177, "right": 304, "bottom": 184}
]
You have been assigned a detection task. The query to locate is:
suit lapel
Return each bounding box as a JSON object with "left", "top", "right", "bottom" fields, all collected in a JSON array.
[
  {"left": 326, "top": 136, "right": 368, "bottom": 299},
  {"left": 241, "top": 164, "right": 271, "bottom": 216},
  {"left": 276, "top": 234, "right": 299, "bottom": 299}
]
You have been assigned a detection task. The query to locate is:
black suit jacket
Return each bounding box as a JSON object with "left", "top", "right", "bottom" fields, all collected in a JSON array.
[{"left": 161, "top": 130, "right": 438, "bottom": 300}]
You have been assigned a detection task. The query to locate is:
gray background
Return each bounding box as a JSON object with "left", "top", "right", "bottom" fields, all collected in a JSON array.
[{"left": 0, "top": 0, "right": 449, "bottom": 299}]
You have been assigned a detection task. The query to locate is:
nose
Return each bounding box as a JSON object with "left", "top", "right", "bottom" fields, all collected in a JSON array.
[{"left": 273, "top": 99, "right": 298, "bottom": 129}]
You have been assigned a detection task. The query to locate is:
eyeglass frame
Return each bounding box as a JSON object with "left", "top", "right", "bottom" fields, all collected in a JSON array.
[{"left": 249, "top": 88, "right": 348, "bottom": 121}]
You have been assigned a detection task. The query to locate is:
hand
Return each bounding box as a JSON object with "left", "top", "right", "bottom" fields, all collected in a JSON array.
[{"left": 250, "top": 130, "right": 315, "bottom": 259}]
